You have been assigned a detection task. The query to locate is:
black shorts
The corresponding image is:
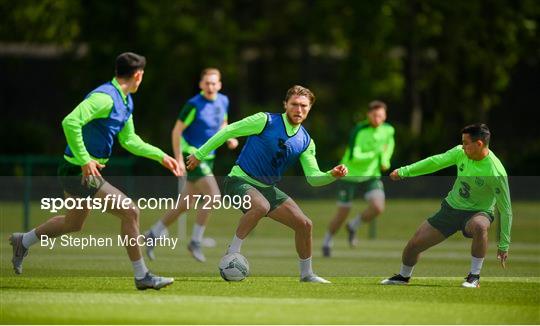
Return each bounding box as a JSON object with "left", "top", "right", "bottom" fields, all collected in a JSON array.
[
  {"left": 57, "top": 159, "right": 105, "bottom": 198},
  {"left": 427, "top": 200, "right": 494, "bottom": 238}
]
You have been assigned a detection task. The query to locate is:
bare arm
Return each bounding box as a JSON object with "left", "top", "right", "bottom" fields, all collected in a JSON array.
[{"left": 171, "top": 120, "right": 187, "bottom": 175}]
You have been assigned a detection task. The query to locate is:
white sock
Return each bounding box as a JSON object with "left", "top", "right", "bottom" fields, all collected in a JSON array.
[
  {"left": 299, "top": 257, "right": 313, "bottom": 278},
  {"left": 349, "top": 214, "right": 363, "bottom": 231},
  {"left": 22, "top": 229, "right": 39, "bottom": 248},
  {"left": 228, "top": 235, "right": 243, "bottom": 254},
  {"left": 191, "top": 224, "right": 205, "bottom": 243},
  {"left": 323, "top": 232, "right": 333, "bottom": 247},
  {"left": 470, "top": 256, "right": 484, "bottom": 275},
  {"left": 132, "top": 258, "right": 149, "bottom": 280},
  {"left": 399, "top": 264, "right": 414, "bottom": 278},
  {"left": 150, "top": 220, "right": 166, "bottom": 236}
]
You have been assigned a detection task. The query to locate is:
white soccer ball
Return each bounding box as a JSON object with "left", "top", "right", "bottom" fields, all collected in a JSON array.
[{"left": 219, "top": 253, "right": 249, "bottom": 282}]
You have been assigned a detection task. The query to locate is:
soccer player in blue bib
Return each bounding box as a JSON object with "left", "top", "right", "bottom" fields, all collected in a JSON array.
[
  {"left": 9, "top": 52, "right": 180, "bottom": 290},
  {"left": 145, "top": 68, "right": 238, "bottom": 262},
  {"left": 186, "top": 85, "right": 348, "bottom": 283}
]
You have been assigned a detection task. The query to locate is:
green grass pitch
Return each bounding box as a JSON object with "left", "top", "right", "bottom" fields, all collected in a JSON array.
[{"left": 1, "top": 199, "right": 539, "bottom": 324}]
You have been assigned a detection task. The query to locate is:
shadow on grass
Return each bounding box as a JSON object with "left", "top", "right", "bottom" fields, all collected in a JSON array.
[
  {"left": 406, "top": 283, "right": 445, "bottom": 288},
  {"left": 174, "top": 277, "right": 226, "bottom": 283}
]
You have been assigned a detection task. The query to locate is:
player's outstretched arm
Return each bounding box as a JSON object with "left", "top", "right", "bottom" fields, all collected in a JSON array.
[
  {"left": 118, "top": 117, "right": 180, "bottom": 176},
  {"left": 171, "top": 120, "right": 187, "bottom": 176},
  {"left": 221, "top": 120, "right": 239, "bottom": 150},
  {"left": 193, "top": 112, "right": 268, "bottom": 163},
  {"left": 300, "top": 140, "right": 345, "bottom": 187},
  {"left": 398, "top": 146, "right": 462, "bottom": 178}
]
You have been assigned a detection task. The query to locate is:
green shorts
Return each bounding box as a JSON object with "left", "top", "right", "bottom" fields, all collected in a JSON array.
[
  {"left": 427, "top": 200, "right": 494, "bottom": 238},
  {"left": 57, "top": 159, "right": 105, "bottom": 198},
  {"left": 337, "top": 178, "right": 385, "bottom": 204},
  {"left": 223, "top": 176, "right": 289, "bottom": 213},
  {"left": 186, "top": 158, "right": 214, "bottom": 182}
]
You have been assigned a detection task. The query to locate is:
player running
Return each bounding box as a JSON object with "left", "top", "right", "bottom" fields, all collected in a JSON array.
[
  {"left": 186, "top": 85, "right": 348, "bottom": 283},
  {"left": 9, "top": 52, "right": 180, "bottom": 290},
  {"left": 381, "top": 123, "right": 512, "bottom": 288},
  {"left": 144, "top": 68, "right": 238, "bottom": 262},
  {"left": 322, "top": 101, "right": 394, "bottom": 257}
]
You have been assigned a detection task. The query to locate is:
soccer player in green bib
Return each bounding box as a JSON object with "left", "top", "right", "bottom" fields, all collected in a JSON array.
[
  {"left": 381, "top": 124, "right": 512, "bottom": 288},
  {"left": 144, "top": 68, "right": 238, "bottom": 262},
  {"left": 322, "top": 101, "right": 395, "bottom": 257},
  {"left": 186, "top": 85, "right": 348, "bottom": 283},
  {"left": 9, "top": 52, "right": 180, "bottom": 290}
]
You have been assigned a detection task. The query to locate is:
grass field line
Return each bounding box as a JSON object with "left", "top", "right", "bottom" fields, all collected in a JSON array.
[
  {"left": 2, "top": 288, "right": 539, "bottom": 307},
  {"left": 2, "top": 249, "right": 538, "bottom": 263},
  {"left": 2, "top": 277, "right": 538, "bottom": 324},
  {"left": 1, "top": 234, "right": 538, "bottom": 251},
  {"left": 1, "top": 291, "right": 396, "bottom": 306},
  {"left": 2, "top": 275, "right": 538, "bottom": 282},
  {"left": 2, "top": 278, "right": 538, "bottom": 306},
  {"left": 148, "top": 237, "right": 540, "bottom": 250},
  {"left": 2, "top": 247, "right": 538, "bottom": 263},
  {"left": 239, "top": 238, "right": 540, "bottom": 250},
  {"left": 245, "top": 250, "right": 540, "bottom": 262}
]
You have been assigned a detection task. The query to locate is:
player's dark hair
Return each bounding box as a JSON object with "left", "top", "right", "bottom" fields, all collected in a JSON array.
[
  {"left": 284, "top": 85, "right": 316, "bottom": 105},
  {"left": 115, "top": 52, "right": 146, "bottom": 78},
  {"left": 462, "top": 123, "right": 491, "bottom": 146},
  {"left": 368, "top": 100, "right": 387, "bottom": 112}
]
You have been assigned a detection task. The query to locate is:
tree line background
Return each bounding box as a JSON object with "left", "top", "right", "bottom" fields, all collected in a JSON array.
[{"left": 1, "top": 0, "right": 539, "bottom": 176}]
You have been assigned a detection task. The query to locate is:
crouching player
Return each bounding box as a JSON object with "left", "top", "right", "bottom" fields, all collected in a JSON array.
[
  {"left": 187, "top": 85, "right": 348, "bottom": 283},
  {"left": 381, "top": 124, "right": 512, "bottom": 288}
]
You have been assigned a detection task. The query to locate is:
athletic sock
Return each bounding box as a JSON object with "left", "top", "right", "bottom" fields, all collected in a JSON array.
[
  {"left": 299, "top": 257, "right": 314, "bottom": 278},
  {"left": 399, "top": 264, "right": 414, "bottom": 278},
  {"left": 22, "top": 229, "right": 39, "bottom": 249},
  {"left": 470, "top": 256, "right": 484, "bottom": 275},
  {"left": 132, "top": 258, "right": 149, "bottom": 280},
  {"left": 348, "top": 214, "right": 362, "bottom": 231},
  {"left": 150, "top": 220, "right": 166, "bottom": 237},
  {"left": 191, "top": 224, "right": 205, "bottom": 244},
  {"left": 228, "top": 235, "right": 243, "bottom": 254},
  {"left": 323, "top": 232, "right": 333, "bottom": 247}
]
